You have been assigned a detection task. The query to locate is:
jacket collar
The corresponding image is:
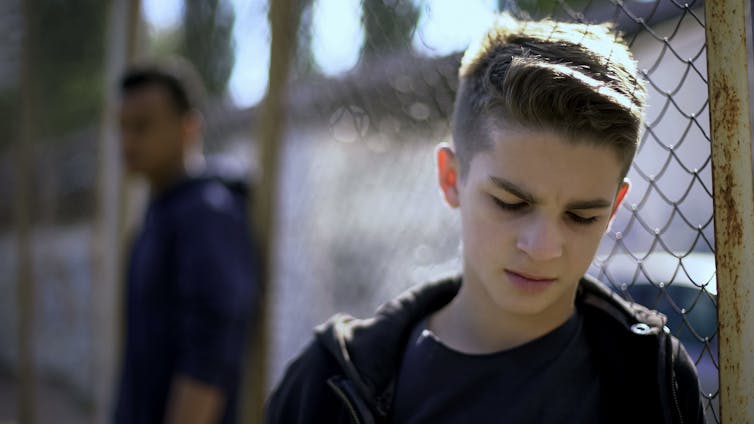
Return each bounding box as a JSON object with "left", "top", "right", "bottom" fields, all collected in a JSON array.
[
  {"left": 314, "top": 274, "right": 668, "bottom": 417},
  {"left": 577, "top": 274, "right": 668, "bottom": 334}
]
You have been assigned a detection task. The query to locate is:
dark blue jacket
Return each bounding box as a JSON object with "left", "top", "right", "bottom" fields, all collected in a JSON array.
[{"left": 116, "top": 176, "right": 259, "bottom": 424}]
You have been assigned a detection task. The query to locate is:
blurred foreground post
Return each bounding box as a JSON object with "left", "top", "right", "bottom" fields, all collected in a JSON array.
[
  {"left": 705, "top": 1, "right": 754, "bottom": 422},
  {"left": 91, "top": 1, "right": 141, "bottom": 423},
  {"left": 242, "top": 0, "right": 301, "bottom": 421},
  {"left": 16, "top": 1, "right": 37, "bottom": 423}
]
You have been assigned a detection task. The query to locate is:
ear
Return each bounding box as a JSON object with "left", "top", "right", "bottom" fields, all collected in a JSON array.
[
  {"left": 182, "top": 109, "right": 204, "bottom": 147},
  {"left": 609, "top": 179, "right": 630, "bottom": 221},
  {"left": 436, "top": 142, "right": 461, "bottom": 208}
]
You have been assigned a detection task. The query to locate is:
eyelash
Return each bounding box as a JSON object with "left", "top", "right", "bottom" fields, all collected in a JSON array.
[
  {"left": 491, "top": 197, "right": 599, "bottom": 225},
  {"left": 567, "top": 212, "right": 598, "bottom": 225},
  {"left": 492, "top": 197, "right": 527, "bottom": 211}
]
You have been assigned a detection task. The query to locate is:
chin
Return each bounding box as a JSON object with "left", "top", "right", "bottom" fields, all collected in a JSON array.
[
  {"left": 480, "top": 282, "right": 537, "bottom": 313},
  {"left": 494, "top": 295, "right": 554, "bottom": 316}
]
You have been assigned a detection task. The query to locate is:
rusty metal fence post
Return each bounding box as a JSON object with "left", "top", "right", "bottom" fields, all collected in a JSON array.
[
  {"left": 91, "top": 1, "right": 141, "bottom": 423},
  {"left": 705, "top": 1, "right": 754, "bottom": 422},
  {"left": 241, "top": 0, "right": 301, "bottom": 421}
]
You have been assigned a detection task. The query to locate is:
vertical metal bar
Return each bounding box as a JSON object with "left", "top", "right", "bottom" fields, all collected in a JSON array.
[
  {"left": 241, "top": 0, "right": 301, "bottom": 421},
  {"left": 91, "top": 1, "right": 140, "bottom": 423},
  {"left": 16, "top": 0, "right": 36, "bottom": 422},
  {"left": 705, "top": 1, "right": 754, "bottom": 422},
  {"left": 126, "top": 0, "right": 141, "bottom": 61}
]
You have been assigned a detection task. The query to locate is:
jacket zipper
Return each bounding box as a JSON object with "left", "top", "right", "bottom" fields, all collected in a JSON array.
[
  {"left": 671, "top": 381, "right": 683, "bottom": 424},
  {"left": 667, "top": 335, "right": 684, "bottom": 424},
  {"left": 328, "top": 379, "right": 363, "bottom": 424}
]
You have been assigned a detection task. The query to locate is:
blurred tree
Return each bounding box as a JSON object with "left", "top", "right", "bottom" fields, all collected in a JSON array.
[
  {"left": 15, "top": 0, "right": 108, "bottom": 142},
  {"left": 498, "top": 0, "right": 591, "bottom": 18},
  {"left": 180, "top": 0, "right": 236, "bottom": 96},
  {"left": 293, "top": 0, "right": 315, "bottom": 77},
  {"left": 0, "top": 1, "right": 21, "bottom": 151},
  {"left": 150, "top": 27, "right": 182, "bottom": 58},
  {"left": 0, "top": 95, "right": 18, "bottom": 151},
  {"left": 361, "top": 0, "right": 420, "bottom": 59},
  {"left": 17, "top": 0, "right": 37, "bottom": 419}
]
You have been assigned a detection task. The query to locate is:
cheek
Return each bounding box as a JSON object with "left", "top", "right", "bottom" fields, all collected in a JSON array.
[
  {"left": 147, "top": 126, "right": 181, "bottom": 157},
  {"left": 566, "top": 227, "right": 608, "bottom": 269},
  {"left": 124, "top": 128, "right": 156, "bottom": 152},
  {"left": 460, "top": 196, "right": 514, "bottom": 261}
]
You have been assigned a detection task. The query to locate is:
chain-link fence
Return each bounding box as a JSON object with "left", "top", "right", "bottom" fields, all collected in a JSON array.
[
  {"left": 263, "top": 0, "right": 721, "bottom": 422},
  {"left": 4, "top": 0, "right": 750, "bottom": 422}
]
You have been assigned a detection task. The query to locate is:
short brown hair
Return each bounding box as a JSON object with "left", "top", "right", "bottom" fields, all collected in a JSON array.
[
  {"left": 121, "top": 56, "right": 206, "bottom": 115},
  {"left": 451, "top": 14, "right": 646, "bottom": 179}
]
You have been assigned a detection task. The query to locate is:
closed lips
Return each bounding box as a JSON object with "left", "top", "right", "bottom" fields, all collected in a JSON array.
[{"left": 505, "top": 270, "right": 556, "bottom": 281}]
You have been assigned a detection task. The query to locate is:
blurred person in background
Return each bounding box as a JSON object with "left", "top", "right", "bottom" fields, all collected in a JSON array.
[
  {"left": 265, "top": 14, "right": 704, "bottom": 424},
  {"left": 114, "top": 58, "right": 259, "bottom": 424}
]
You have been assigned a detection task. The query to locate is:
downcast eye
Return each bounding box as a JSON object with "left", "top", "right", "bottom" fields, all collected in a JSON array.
[
  {"left": 567, "top": 212, "right": 598, "bottom": 225},
  {"left": 492, "top": 196, "right": 527, "bottom": 211}
]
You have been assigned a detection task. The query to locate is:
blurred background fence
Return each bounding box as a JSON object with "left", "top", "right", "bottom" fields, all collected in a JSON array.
[{"left": 2, "top": 0, "right": 753, "bottom": 423}]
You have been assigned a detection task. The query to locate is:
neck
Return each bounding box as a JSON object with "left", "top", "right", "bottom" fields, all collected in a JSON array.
[
  {"left": 429, "top": 271, "right": 575, "bottom": 354},
  {"left": 148, "top": 160, "right": 188, "bottom": 196}
]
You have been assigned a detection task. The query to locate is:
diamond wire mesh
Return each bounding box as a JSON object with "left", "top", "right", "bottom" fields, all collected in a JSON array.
[{"left": 268, "top": 1, "right": 718, "bottom": 421}]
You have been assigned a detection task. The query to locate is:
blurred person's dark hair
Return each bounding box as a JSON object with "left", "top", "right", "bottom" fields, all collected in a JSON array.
[
  {"left": 451, "top": 14, "right": 646, "bottom": 179},
  {"left": 120, "top": 57, "right": 207, "bottom": 115}
]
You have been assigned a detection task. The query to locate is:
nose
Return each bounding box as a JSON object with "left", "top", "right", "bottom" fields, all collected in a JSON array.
[{"left": 516, "top": 216, "right": 564, "bottom": 261}]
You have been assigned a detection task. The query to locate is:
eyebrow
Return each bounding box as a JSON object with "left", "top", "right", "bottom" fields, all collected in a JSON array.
[
  {"left": 489, "top": 176, "right": 538, "bottom": 204},
  {"left": 488, "top": 176, "right": 613, "bottom": 210}
]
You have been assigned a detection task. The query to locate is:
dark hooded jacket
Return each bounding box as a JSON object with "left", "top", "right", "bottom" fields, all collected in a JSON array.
[{"left": 265, "top": 275, "right": 705, "bottom": 423}]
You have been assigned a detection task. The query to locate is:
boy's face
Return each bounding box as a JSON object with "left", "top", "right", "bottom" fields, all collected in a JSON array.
[
  {"left": 438, "top": 128, "right": 628, "bottom": 320},
  {"left": 119, "top": 85, "right": 196, "bottom": 178}
]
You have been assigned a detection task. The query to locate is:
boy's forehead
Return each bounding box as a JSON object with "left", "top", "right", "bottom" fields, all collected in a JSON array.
[
  {"left": 492, "top": 125, "right": 623, "bottom": 165},
  {"left": 468, "top": 127, "right": 625, "bottom": 197}
]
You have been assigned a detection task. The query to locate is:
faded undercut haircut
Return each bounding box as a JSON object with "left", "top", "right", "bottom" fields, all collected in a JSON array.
[{"left": 451, "top": 13, "right": 647, "bottom": 179}]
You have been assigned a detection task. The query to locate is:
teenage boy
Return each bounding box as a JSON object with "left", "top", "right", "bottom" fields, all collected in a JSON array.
[
  {"left": 115, "top": 60, "right": 259, "bottom": 424},
  {"left": 266, "top": 14, "right": 704, "bottom": 423}
]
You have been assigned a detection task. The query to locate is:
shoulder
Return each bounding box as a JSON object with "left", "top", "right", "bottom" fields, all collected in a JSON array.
[
  {"left": 577, "top": 276, "right": 668, "bottom": 336},
  {"left": 265, "top": 337, "right": 346, "bottom": 423},
  {"left": 179, "top": 178, "right": 243, "bottom": 219},
  {"left": 167, "top": 178, "right": 250, "bottom": 240},
  {"left": 577, "top": 276, "right": 705, "bottom": 423},
  {"left": 668, "top": 335, "right": 706, "bottom": 423},
  {"left": 266, "top": 278, "right": 462, "bottom": 423}
]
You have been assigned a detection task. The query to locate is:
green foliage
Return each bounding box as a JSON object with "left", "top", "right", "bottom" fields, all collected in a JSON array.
[
  {"left": 362, "top": 0, "right": 420, "bottom": 58},
  {"left": 293, "top": 0, "right": 316, "bottom": 77},
  {"left": 499, "top": 0, "right": 591, "bottom": 18},
  {"left": 0, "top": 89, "right": 18, "bottom": 149},
  {"left": 180, "top": 0, "right": 236, "bottom": 96},
  {"left": 25, "top": 0, "right": 108, "bottom": 141},
  {"left": 150, "top": 27, "right": 183, "bottom": 58}
]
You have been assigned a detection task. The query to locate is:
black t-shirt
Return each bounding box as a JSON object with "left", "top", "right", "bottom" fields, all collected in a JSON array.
[{"left": 391, "top": 309, "right": 603, "bottom": 423}]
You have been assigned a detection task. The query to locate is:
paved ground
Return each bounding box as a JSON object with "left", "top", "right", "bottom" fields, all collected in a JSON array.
[{"left": 0, "top": 373, "right": 91, "bottom": 424}]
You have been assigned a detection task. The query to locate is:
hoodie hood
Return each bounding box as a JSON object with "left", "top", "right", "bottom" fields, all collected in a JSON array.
[{"left": 314, "top": 276, "right": 461, "bottom": 415}]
